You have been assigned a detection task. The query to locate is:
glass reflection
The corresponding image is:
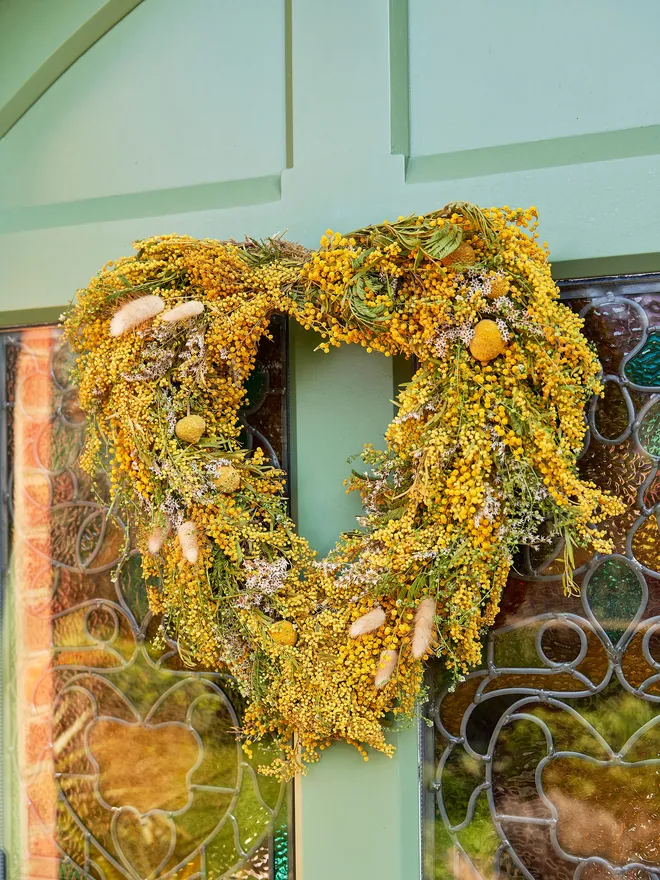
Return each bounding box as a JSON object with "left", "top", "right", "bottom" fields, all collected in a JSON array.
[
  {"left": 424, "top": 276, "right": 660, "bottom": 880},
  {"left": 1, "top": 326, "right": 292, "bottom": 880}
]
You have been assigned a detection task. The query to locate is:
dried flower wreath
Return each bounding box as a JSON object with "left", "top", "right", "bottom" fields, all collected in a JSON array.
[{"left": 62, "top": 203, "right": 621, "bottom": 778}]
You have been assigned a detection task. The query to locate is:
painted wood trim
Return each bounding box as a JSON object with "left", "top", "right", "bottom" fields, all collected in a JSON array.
[
  {"left": 388, "top": 0, "right": 410, "bottom": 161},
  {"left": 552, "top": 253, "right": 660, "bottom": 280},
  {"left": 406, "top": 125, "right": 660, "bottom": 183},
  {"left": 0, "top": 0, "right": 146, "bottom": 139},
  {"left": 285, "top": 0, "right": 294, "bottom": 170},
  {"left": 0, "top": 175, "right": 282, "bottom": 233},
  {"left": 388, "top": 0, "right": 660, "bottom": 182},
  {"left": 0, "top": 0, "right": 292, "bottom": 229},
  {"left": 0, "top": 308, "right": 62, "bottom": 329}
]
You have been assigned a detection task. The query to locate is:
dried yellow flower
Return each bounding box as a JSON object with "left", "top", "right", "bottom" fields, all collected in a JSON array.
[
  {"left": 175, "top": 415, "right": 206, "bottom": 444},
  {"left": 270, "top": 621, "right": 297, "bottom": 646},
  {"left": 215, "top": 465, "right": 241, "bottom": 493},
  {"left": 443, "top": 241, "right": 476, "bottom": 266},
  {"left": 469, "top": 319, "right": 506, "bottom": 362},
  {"left": 488, "top": 275, "right": 508, "bottom": 298}
]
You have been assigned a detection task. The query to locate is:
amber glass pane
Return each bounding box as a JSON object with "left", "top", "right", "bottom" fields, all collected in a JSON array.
[
  {"left": 0, "top": 326, "right": 292, "bottom": 880},
  {"left": 424, "top": 277, "right": 660, "bottom": 880}
]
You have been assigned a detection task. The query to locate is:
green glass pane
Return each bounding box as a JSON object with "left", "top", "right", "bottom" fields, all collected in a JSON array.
[
  {"left": 531, "top": 704, "right": 609, "bottom": 759},
  {"left": 492, "top": 625, "right": 546, "bottom": 670},
  {"left": 638, "top": 399, "right": 660, "bottom": 456},
  {"left": 625, "top": 331, "right": 660, "bottom": 386},
  {"left": 565, "top": 684, "right": 660, "bottom": 754},
  {"left": 440, "top": 746, "right": 484, "bottom": 827},
  {"left": 454, "top": 792, "right": 501, "bottom": 876},
  {"left": 116, "top": 552, "right": 151, "bottom": 625},
  {"left": 273, "top": 799, "right": 290, "bottom": 880},
  {"left": 586, "top": 557, "right": 643, "bottom": 643},
  {"left": 243, "top": 361, "right": 268, "bottom": 410}
]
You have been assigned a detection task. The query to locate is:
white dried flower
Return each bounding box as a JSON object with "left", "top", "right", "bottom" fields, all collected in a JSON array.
[
  {"left": 236, "top": 557, "right": 289, "bottom": 609},
  {"left": 161, "top": 300, "right": 204, "bottom": 323},
  {"left": 177, "top": 520, "right": 199, "bottom": 563},
  {"left": 496, "top": 318, "right": 511, "bottom": 342},
  {"left": 374, "top": 648, "right": 398, "bottom": 689},
  {"left": 349, "top": 607, "right": 386, "bottom": 638},
  {"left": 109, "top": 295, "right": 164, "bottom": 336},
  {"left": 432, "top": 321, "right": 475, "bottom": 358},
  {"left": 474, "top": 485, "right": 501, "bottom": 528},
  {"left": 412, "top": 598, "right": 436, "bottom": 659}
]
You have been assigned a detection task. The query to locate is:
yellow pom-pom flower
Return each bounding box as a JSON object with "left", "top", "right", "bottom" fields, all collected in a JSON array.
[
  {"left": 270, "top": 621, "right": 298, "bottom": 646},
  {"left": 442, "top": 241, "right": 476, "bottom": 266},
  {"left": 175, "top": 415, "right": 206, "bottom": 444},
  {"left": 215, "top": 465, "right": 241, "bottom": 493},
  {"left": 469, "top": 319, "right": 506, "bottom": 363}
]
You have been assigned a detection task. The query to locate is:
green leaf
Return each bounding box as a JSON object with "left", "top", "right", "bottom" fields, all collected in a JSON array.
[
  {"left": 445, "top": 202, "right": 498, "bottom": 248},
  {"left": 364, "top": 275, "right": 384, "bottom": 294},
  {"left": 423, "top": 224, "right": 463, "bottom": 261},
  {"left": 352, "top": 248, "right": 374, "bottom": 270}
]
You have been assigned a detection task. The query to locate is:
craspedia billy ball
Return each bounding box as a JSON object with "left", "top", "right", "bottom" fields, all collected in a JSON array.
[
  {"left": 442, "top": 242, "right": 476, "bottom": 267},
  {"left": 488, "top": 275, "right": 509, "bottom": 299},
  {"left": 469, "top": 319, "right": 507, "bottom": 363},
  {"left": 215, "top": 465, "right": 241, "bottom": 494},
  {"left": 175, "top": 415, "right": 206, "bottom": 444},
  {"left": 270, "top": 621, "right": 297, "bottom": 646}
]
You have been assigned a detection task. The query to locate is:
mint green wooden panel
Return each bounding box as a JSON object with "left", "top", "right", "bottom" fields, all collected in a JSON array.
[
  {"left": 1, "top": 0, "right": 659, "bottom": 292},
  {"left": 290, "top": 323, "right": 420, "bottom": 880},
  {"left": 0, "top": 0, "right": 147, "bottom": 140},
  {"left": 0, "top": 0, "right": 108, "bottom": 115},
  {"left": 409, "top": 1, "right": 660, "bottom": 156},
  {"left": 289, "top": 322, "right": 394, "bottom": 556},
  {"left": 1, "top": 1, "right": 660, "bottom": 878},
  {"left": 0, "top": 0, "right": 287, "bottom": 208}
]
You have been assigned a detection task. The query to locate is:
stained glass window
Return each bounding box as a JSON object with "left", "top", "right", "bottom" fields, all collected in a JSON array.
[
  {"left": 0, "top": 321, "right": 293, "bottom": 880},
  {"left": 422, "top": 274, "right": 660, "bottom": 880}
]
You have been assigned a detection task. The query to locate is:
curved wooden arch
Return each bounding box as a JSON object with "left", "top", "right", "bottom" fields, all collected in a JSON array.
[{"left": 0, "top": 0, "right": 145, "bottom": 139}]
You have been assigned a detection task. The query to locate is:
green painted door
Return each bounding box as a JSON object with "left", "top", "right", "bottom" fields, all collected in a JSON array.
[{"left": 1, "top": 2, "right": 659, "bottom": 878}]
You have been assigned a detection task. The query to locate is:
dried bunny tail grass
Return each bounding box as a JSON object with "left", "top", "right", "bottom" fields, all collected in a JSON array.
[
  {"left": 147, "top": 526, "right": 168, "bottom": 555},
  {"left": 177, "top": 521, "right": 199, "bottom": 564},
  {"left": 412, "top": 597, "right": 436, "bottom": 659},
  {"left": 349, "top": 606, "right": 386, "bottom": 638},
  {"left": 109, "top": 294, "right": 164, "bottom": 336},
  {"left": 161, "top": 300, "right": 204, "bottom": 323},
  {"left": 374, "top": 648, "right": 398, "bottom": 689}
]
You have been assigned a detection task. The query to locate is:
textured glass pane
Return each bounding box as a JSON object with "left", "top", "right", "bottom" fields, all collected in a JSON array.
[
  {"left": 626, "top": 332, "right": 660, "bottom": 387},
  {"left": 423, "top": 276, "right": 660, "bottom": 880},
  {"left": 594, "top": 380, "right": 631, "bottom": 441},
  {"left": 0, "top": 325, "right": 292, "bottom": 880},
  {"left": 581, "top": 300, "right": 644, "bottom": 375},
  {"left": 638, "top": 399, "right": 660, "bottom": 457}
]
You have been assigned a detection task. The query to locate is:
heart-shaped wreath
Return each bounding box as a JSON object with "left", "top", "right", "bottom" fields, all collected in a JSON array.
[{"left": 62, "top": 203, "right": 622, "bottom": 778}]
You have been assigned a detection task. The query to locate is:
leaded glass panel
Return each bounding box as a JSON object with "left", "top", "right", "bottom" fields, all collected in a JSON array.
[
  {"left": 423, "top": 274, "right": 660, "bottom": 880},
  {"left": 0, "top": 323, "right": 292, "bottom": 880}
]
